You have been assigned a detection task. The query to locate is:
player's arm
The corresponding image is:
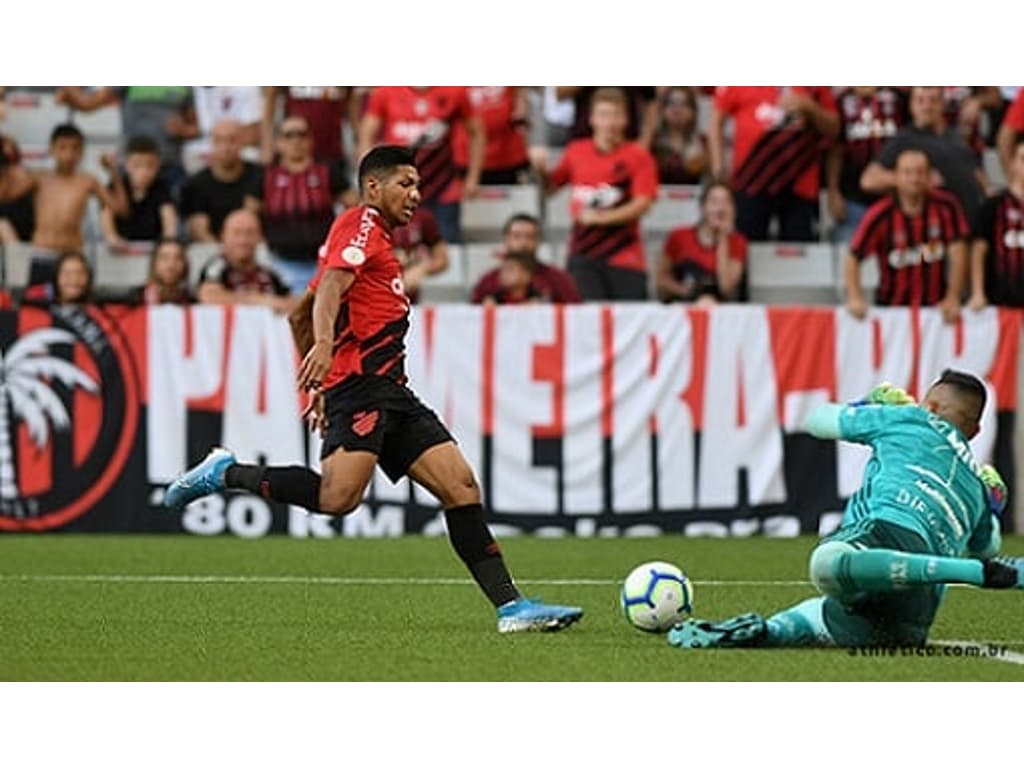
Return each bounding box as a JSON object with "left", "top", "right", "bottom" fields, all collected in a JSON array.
[
  {"left": 296, "top": 268, "right": 355, "bottom": 392},
  {"left": 804, "top": 384, "right": 915, "bottom": 441},
  {"left": 288, "top": 291, "right": 315, "bottom": 356},
  {"left": 968, "top": 465, "right": 1007, "bottom": 559}
]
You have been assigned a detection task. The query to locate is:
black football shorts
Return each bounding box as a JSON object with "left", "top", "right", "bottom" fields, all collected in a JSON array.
[{"left": 321, "top": 375, "right": 453, "bottom": 482}]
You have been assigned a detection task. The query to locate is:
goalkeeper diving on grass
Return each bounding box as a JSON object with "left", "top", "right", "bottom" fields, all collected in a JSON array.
[{"left": 669, "top": 369, "right": 1023, "bottom": 650}]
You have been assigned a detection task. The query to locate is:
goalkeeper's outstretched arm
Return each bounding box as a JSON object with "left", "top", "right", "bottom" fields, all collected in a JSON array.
[{"left": 803, "top": 403, "right": 844, "bottom": 440}]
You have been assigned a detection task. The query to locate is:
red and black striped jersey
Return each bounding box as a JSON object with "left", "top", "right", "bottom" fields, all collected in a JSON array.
[
  {"left": 309, "top": 205, "right": 410, "bottom": 389},
  {"left": 850, "top": 189, "right": 969, "bottom": 307},
  {"left": 973, "top": 190, "right": 1024, "bottom": 306},
  {"left": 835, "top": 88, "right": 905, "bottom": 204},
  {"left": 549, "top": 138, "right": 659, "bottom": 273},
  {"left": 364, "top": 86, "right": 472, "bottom": 205},
  {"left": 261, "top": 162, "right": 347, "bottom": 259},
  {"left": 715, "top": 86, "right": 837, "bottom": 201},
  {"left": 281, "top": 87, "right": 348, "bottom": 164}
]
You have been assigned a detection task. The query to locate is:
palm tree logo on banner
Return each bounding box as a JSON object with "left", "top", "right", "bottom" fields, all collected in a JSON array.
[{"left": 0, "top": 328, "right": 98, "bottom": 504}]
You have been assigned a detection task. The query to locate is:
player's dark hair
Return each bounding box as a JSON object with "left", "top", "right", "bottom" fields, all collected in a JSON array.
[
  {"left": 502, "top": 213, "right": 541, "bottom": 235},
  {"left": 50, "top": 123, "right": 84, "bottom": 145},
  {"left": 935, "top": 368, "right": 987, "bottom": 419},
  {"left": 358, "top": 145, "right": 416, "bottom": 189},
  {"left": 126, "top": 135, "right": 160, "bottom": 157}
]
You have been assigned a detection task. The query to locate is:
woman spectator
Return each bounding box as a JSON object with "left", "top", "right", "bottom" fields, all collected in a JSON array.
[
  {"left": 135, "top": 239, "right": 191, "bottom": 305},
  {"left": 657, "top": 182, "right": 746, "bottom": 304},
  {"left": 24, "top": 251, "right": 94, "bottom": 306},
  {"left": 651, "top": 87, "right": 707, "bottom": 185}
]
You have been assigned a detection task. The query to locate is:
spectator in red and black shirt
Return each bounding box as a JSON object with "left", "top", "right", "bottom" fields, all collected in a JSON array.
[
  {"left": 471, "top": 213, "right": 580, "bottom": 304},
  {"left": 969, "top": 136, "right": 1024, "bottom": 309},
  {"left": 709, "top": 86, "right": 839, "bottom": 242},
  {"left": 997, "top": 90, "right": 1024, "bottom": 180},
  {"left": 261, "top": 87, "right": 359, "bottom": 169},
  {"left": 559, "top": 86, "right": 659, "bottom": 148},
  {"left": 453, "top": 87, "right": 530, "bottom": 185},
  {"left": 260, "top": 115, "right": 352, "bottom": 295},
  {"left": 358, "top": 86, "right": 485, "bottom": 243},
  {"left": 827, "top": 87, "right": 905, "bottom": 245},
  {"left": 862, "top": 86, "right": 987, "bottom": 229},
  {"left": 197, "top": 209, "right": 294, "bottom": 313},
  {"left": 536, "top": 88, "right": 659, "bottom": 301},
  {"left": 392, "top": 206, "right": 449, "bottom": 303},
  {"left": 657, "top": 182, "right": 747, "bottom": 304},
  {"left": 477, "top": 251, "right": 544, "bottom": 305},
  {"left": 845, "top": 148, "right": 968, "bottom": 322}
]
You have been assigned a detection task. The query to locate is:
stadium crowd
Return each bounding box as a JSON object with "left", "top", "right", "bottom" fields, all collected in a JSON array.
[{"left": 0, "top": 85, "right": 1023, "bottom": 316}]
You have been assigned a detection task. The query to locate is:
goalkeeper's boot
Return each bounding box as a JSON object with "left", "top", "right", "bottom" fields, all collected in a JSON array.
[
  {"left": 982, "top": 557, "right": 1024, "bottom": 589},
  {"left": 497, "top": 597, "right": 583, "bottom": 633},
  {"left": 667, "top": 612, "right": 768, "bottom": 649},
  {"left": 163, "top": 447, "right": 236, "bottom": 510}
]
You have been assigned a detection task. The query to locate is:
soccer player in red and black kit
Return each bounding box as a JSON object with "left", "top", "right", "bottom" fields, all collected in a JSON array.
[
  {"left": 536, "top": 87, "right": 659, "bottom": 301},
  {"left": 164, "top": 146, "right": 583, "bottom": 634},
  {"left": 969, "top": 136, "right": 1024, "bottom": 309},
  {"left": 844, "top": 148, "right": 968, "bottom": 323}
]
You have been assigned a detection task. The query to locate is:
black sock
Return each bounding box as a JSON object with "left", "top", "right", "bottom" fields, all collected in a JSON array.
[
  {"left": 445, "top": 504, "right": 521, "bottom": 608},
  {"left": 225, "top": 464, "right": 322, "bottom": 511}
]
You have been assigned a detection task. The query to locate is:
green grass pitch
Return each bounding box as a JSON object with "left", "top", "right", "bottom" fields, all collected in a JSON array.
[{"left": 1, "top": 535, "right": 1021, "bottom": 681}]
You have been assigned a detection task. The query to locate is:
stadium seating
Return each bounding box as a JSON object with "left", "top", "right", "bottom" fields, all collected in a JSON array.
[
  {"left": 746, "top": 242, "right": 838, "bottom": 305},
  {"left": 460, "top": 185, "right": 541, "bottom": 241},
  {"left": 1, "top": 90, "right": 68, "bottom": 146},
  {"left": 94, "top": 242, "right": 152, "bottom": 288},
  {"left": 1, "top": 242, "right": 33, "bottom": 289}
]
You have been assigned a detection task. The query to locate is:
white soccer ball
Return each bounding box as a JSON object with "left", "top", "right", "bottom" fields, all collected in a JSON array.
[{"left": 620, "top": 560, "right": 694, "bottom": 632}]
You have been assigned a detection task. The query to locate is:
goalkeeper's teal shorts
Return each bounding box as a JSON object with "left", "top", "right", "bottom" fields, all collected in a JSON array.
[{"left": 819, "top": 520, "right": 944, "bottom": 647}]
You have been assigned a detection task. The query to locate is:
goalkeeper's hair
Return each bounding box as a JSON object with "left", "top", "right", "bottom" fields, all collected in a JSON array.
[{"left": 934, "top": 369, "right": 986, "bottom": 419}]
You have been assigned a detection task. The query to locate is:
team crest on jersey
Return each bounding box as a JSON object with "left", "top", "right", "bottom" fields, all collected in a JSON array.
[{"left": 342, "top": 246, "right": 366, "bottom": 266}]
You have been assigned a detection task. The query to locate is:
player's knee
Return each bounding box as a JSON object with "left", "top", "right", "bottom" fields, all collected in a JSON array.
[
  {"left": 440, "top": 469, "right": 480, "bottom": 507},
  {"left": 319, "top": 485, "right": 365, "bottom": 516},
  {"left": 809, "top": 541, "right": 856, "bottom": 597}
]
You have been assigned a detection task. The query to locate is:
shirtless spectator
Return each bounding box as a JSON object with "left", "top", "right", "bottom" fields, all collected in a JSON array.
[
  {"left": 101, "top": 136, "right": 177, "bottom": 251},
  {"left": 196, "top": 209, "right": 293, "bottom": 313},
  {"left": 56, "top": 86, "right": 195, "bottom": 197},
  {"left": 2, "top": 124, "right": 128, "bottom": 285},
  {"left": 180, "top": 120, "right": 262, "bottom": 242},
  {"left": 0, "top": 133, "right": 34, "bottom": 244}
]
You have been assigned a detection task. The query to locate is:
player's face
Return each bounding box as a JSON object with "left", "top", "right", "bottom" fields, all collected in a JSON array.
[
  {"left": 895, "top": 152, "right": 929, "bottom": 198},
  {"left": 374, "top": 165, "right": 421, "bottom": 228},
  {"left": 590, "top": 101, "right": 628, "bottom": 142},
  {"left": 221, "top": 212, "right": 261, "bottom": 265},
  {"left": 50, "top": 137, "right": 83, "bottom": 173},
  {"left": 56, "top": 257, "right": 89, "bottom": 303},
  {"left": 503, "top": 221, "right": 540, "bottom": 254},
  {"left": 126, "top": 152, "right": 160, "bottom": 189},
  {"left": 923, "top": 384, "right": 981, "bottom": 439}
]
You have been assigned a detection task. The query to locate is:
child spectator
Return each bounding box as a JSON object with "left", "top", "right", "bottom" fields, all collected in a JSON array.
[
  {"left": 101, "top": 136, "right": 178, "bottom": 251},
  {"left": 135, "top": 239, "right": 191, "bottom": 305},
  {"left": 657, "top": 182, "right": 747, "bottom": 303}
]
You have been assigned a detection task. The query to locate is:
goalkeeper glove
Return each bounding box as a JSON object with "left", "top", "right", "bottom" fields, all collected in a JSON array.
[
  {"left": 851, "top": 381, "right": 916, "bottom": 407},
  {"left": 979, "top": 464, "right": 1008, "bottom": 518}
]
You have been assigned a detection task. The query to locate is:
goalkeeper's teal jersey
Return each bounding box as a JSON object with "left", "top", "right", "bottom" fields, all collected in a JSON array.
[{"left": 838, "top": 404, "right": 995, "bottom": 558}]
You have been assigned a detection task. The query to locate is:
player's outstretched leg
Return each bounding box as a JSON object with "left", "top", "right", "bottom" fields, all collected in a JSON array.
[
  {"left": 409, "top": 442, "right": 583, "bottom": 633},
  {"left": 810, "top": 541, "right": 1024, "bottom": 593},
  {"left": 163, "top": 448, "right": 327, "bottom": 512},
  {"left": 668, "top": 597, "right": 836, "bottom": 649}
]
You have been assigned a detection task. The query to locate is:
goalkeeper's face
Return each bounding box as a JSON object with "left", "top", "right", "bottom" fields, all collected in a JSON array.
[{"left": 923, "top": 384, "right": 981, "bottom": 440}]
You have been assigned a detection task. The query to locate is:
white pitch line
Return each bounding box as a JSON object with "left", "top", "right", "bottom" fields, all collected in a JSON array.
[{"left": 0, "top": 574, "right": 811, "bottom": 587}]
